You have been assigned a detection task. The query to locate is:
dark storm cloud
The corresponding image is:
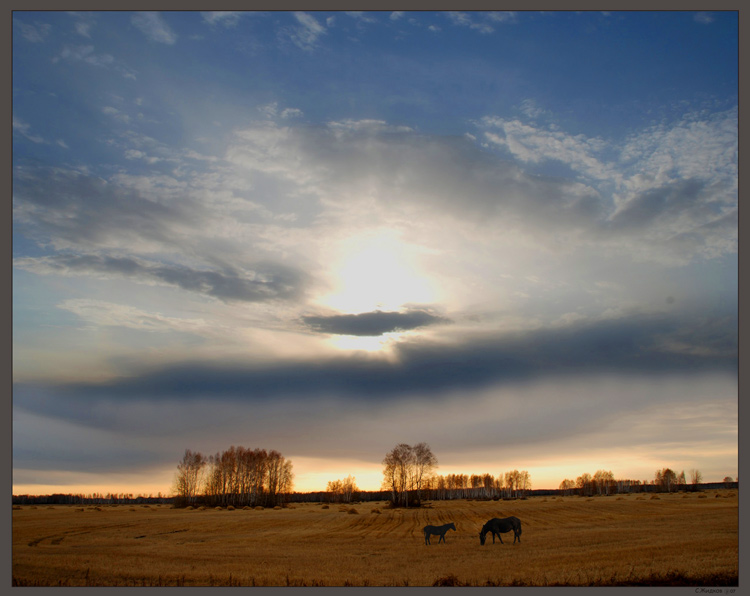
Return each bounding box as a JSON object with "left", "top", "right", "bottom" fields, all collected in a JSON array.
[
  {"left": 302, "top": 309, "right": 449, "bottom": 336},
  {"left": 14, "top": 254, "right": 305, "bottom": 303},
  {"left": 15, "top": 311, "right": 737, "bottom": 429}
]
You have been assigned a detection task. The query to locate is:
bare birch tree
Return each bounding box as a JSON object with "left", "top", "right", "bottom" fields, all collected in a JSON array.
[
  {"left": 382, "top": 442, "right": 437, "bottom": 507},
  {"left": 174, "top": 449, "right": 206, "bottom": 506}
]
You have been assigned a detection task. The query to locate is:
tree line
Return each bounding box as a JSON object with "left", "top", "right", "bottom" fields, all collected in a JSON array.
[
  {"left": 173, "top": 446, "right": 293, "bottom": 508},
  {"left": 12, "top": 493, "right": 172, "bottom": 506},
  {"left": 13, "top": 442, "right": 737, "bottom": 506},
  {"left": 557, "top": 468, "right": 737, "bottom": 496},
  {"left": 378, "top": 442, "right": 532, "bottom": 506},
  {"left": 425, "top": 470, "right": 532, "bottom": 500}
]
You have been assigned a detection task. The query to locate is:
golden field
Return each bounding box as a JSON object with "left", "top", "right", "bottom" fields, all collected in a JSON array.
[{"left": 12, "top": 490, "right": 738, "bottom": 586}]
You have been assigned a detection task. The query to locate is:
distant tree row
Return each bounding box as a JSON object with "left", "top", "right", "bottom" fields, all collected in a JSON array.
[
  {"left": 376, "top": 442, "right": 533, "bottom": 506},
  {"left": 173, "top": 446, "right": 293, "bottom": 508},
  {"left": 325, "top": 475, "right": 359, "bottom": 503},
  {"left": 12, "top": 493, "right": 171, "bottom": 506},
  {"left": 421, "top": 470, "right": 532, "bottom": 500},
  {"left": 557, "top": 468, "right": 737, "bottom": 496}
]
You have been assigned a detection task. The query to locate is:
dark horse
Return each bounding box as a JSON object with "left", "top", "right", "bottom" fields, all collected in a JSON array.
[
  {"left": 423, "top": 522, "right": 456, "bottom": 544},
  {"left": 479, "top": 516, "right": 522, "bottom": 545}
]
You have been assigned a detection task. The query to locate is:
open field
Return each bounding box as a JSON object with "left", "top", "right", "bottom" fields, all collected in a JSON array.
[{"left": 12, "top": 490, "right": 738, "bottom": 586}]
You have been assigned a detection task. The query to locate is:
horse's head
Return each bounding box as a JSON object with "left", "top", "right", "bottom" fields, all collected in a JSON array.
[{"left": 479, "top": 529, "right": 487, "bottom": 545}]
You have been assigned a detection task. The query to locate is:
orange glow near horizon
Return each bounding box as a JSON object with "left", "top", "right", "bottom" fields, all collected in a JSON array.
[{"left": 13, "top": 451, "right": 738, "bottom": 497}]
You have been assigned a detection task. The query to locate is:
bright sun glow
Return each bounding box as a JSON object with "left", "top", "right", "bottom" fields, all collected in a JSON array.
[
  {"left": 328, "top": 332, "right": 400, "bottom": 353},
  {"left": 320, "top": 230, "right": 438, "bottom": 314}
]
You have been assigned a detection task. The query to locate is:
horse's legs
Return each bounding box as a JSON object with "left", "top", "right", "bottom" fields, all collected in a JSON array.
[{"left": 425, "top": 532, "right": 430, "bottom": 545}]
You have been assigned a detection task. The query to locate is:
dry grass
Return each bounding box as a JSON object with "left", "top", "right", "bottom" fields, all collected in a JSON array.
[{"left": 12, "top": 491, "right": 738, "bottom": 587}]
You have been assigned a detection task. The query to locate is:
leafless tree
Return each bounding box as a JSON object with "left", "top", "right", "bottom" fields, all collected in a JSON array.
[
  {"left": 326, "top": 475, "right": 358, "bottom": 503},
  {"left": 655, "top": 468, "right": 678, "bottom": 492},
  {"left": 382, "top": 442, "right": 437, "bottom": 507},
  {"left": 593, "top": 470, "right": 615, "bottom": 495},
  {"left": 559, "top": 479, "right": 575, "bottom": 496},
  {"left": 412, "top": 442, "right": 438, "bottom": 503},
  {"left": 174, "top": 449, "right": 206, "bottom": 506},
  {"left": 482, "top": 473, "right": 495, "bottom": 499},
  {"left": 470, "top": 474, "right": 483, "bottom": 497},
  {"left": 518, "top": 470, "right": 531, "bottom": 497},
  {"left": 198, "top": 446, "right": 292, "bottom": 507},
  {"left": 504, "top": 470, "right": 517, "bottom": 498},
  {"left": 576, "top": 473, "right": 593, "bottom": 496}
]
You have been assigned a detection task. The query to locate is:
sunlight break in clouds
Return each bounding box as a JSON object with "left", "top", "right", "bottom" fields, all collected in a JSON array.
[{"left": 318, "top": 229, "right": 439, "bottom": 314}]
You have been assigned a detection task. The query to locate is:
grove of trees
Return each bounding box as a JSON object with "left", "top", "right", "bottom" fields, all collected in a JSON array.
[
  {"left": 173, "top": 446, "right": 293, "bottom": 508},
  {"left": 382, "top": 442, "right": 437, "bottom": 507},
  {"left": 378, "top": 442, "right": 534, "bottom": 505},
  {"left": 325, "top": 475, "right": 359, "bottom": 503}
]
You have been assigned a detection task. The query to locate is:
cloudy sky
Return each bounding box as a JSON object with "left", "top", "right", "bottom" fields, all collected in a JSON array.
[{"left": 13, "top": 11, "right": 738, "bottom": 495}]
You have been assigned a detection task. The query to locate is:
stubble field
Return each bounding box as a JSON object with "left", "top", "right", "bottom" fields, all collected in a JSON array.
[{"left": 12, "top": 490, "right": 738, "bottom": 586}]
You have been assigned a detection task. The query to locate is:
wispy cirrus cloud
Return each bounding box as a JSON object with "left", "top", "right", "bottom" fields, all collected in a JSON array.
[
  {"left": 68, "top": 11, "right": 95, "bottom": 37},
  {"left": 694, "top": 12, "right": 715, "bottom": 25},
  {"left": 131, "top": 12, "right": 177, "bottom": 45},
  {"left": 477, "top": 107, "right": 737, "bottom": 261},
  {"left": 13, "top": 118, "right": 47, "bottom": 144},
  {"left": 15, "top": 254, "right": 305, "bottom": 304},
  {"left": 286, "top": 12, "right": 326, "bottom": 51},
  {"left": 52, "top": 44, "right": 114, "bottom": 67},
  {"left": 446, "top": 11, "right": 516, "bottom": 34},
  {"left": 345, "top": 11, "right": 378, "bottom": 24},
  {"left": 480, "top": 115, "right": 614, "bottom": 180},
  {"left": 16, "top": 20, "right": 51, "bottom": 43},
  {"left": 58, "top": 298, "right": 211, "bottom": 334},
  {"left": 201, "top": 11, "right": 250, "bottom": 28}
]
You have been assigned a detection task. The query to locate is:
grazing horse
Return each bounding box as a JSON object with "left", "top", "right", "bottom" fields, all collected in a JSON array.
[
  {"left": 423, "top": 522, "right": 456, "bottom": 545},
  {"left": 479, "top": 516, "right": 522, "bottom": 545}
]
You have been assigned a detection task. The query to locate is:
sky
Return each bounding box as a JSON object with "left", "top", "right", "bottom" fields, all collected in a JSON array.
[{"left": 12, "top": 10, "right": 738, "bottom": 495}]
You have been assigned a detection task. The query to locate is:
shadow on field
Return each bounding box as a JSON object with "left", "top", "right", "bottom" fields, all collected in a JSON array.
[{"left": 432, "top": 571, "right": 739, "bottom": 587}]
